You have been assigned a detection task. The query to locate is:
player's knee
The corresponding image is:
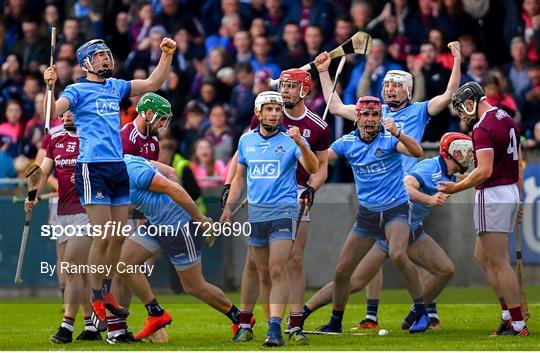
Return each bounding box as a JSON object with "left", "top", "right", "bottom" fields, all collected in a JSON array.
[
  {"left": 92, "top": 238, "right": 110, "bottom": 252},
  {"left": 288, "top": 253, "right": 304, "bottom": 273},
  {"left": 435, "top": 261, "right": 455, "bottom": 280},
  {"left": 334, "top": 266, "right": 351, "bottom": 286},
  {"left": 181, "top": 279, "right": 203, "bottom": 296},
  {"left": 268, "top": 264, "right": 286, "bottom": 283},
  {"left": 389, "top": 248, "right": 409, "bottom": 267},
  {"left": 259, "top": 270, "right": 272, "bottom": 289},
  {"left": 349, "top": 274, "right": 367, "bottom": 293}
]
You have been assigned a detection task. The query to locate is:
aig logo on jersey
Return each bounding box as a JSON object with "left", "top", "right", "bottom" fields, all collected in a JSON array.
[
  {"left": 96, "top": 99, "right": 120, "bottom": 115},
  {"left": 248, "top": 160, "right": 280, "bottom": 179}
]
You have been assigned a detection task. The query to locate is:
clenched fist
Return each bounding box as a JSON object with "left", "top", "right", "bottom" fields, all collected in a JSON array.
[
  {"left": 447, "top": 41, "right": 461, "bottom": 60},
  {"left": 43, "top": 65, "right": 57, "bottom": 85},
  {"left": 288, "top": 126, "right": 303, "bottom": 144},
  {"left": 314, "top": 52, "right": 331, "bottom": 72},
  {"left": 160, "top": 37, "right": 177, "bottom": 56},
  {"left": 383, "top": 118, "right": 399, "bottom": 137}
]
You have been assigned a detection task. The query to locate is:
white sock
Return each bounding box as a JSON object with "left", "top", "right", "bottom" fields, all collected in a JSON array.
[
  {"left": 61, "top": 317, "right": 74, "bottom": 332},
  {"left": 511, "top": 320, "right": 525, "bottom": 331},
  {"left": 365, "top": 315, "right": 377, "bottom": 322},
  {"left": 501, "top": 310, "right": 511, "bottom": 321}
]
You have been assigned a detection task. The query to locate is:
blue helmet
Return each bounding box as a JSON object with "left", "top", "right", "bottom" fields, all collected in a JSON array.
[{"left": 76, "top": 39, "right": 114, "bottom": 78}]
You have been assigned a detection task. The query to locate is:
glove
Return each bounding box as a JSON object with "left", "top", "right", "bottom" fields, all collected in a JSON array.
[
  {"left": 221, "top": 184, "right": 230, "bottom": 209},
  {"left": 299, "top": 186, "right": 316, "bottom": 209}
]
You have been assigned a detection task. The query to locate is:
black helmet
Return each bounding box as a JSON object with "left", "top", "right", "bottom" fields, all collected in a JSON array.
[{"left": 451, "top": 81, "right": 485, "bottom": 116}]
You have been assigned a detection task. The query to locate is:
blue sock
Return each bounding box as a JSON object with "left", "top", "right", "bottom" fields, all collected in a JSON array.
[
  {"left": 269, "top": 316, "right": 282, "bottom": 336},
  {"left": 427, "top": 302, "right": 438, "bottom": 318},
  {"left": 366, "top": 299, "right": 379, "bottom": 321},
  {"left": 92, "top": 288, "right": 103, "bottom": 300},
  {"left": 329, "top": 310, "right": 344, "bottom": 329},
  {"left": 413, "top": 297, "right": 427, "bottom": 316},
  {"left": 102, "top": 279, "right": 112, "bottom": 294},
  {"left": 302, "top": 304, "right": 313, "bottom": 320}
]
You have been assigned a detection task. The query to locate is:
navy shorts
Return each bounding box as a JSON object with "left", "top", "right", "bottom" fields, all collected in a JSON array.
[
  {"left": 132, "top": 221, "right": 203, "bottom": 271},
  {"left": 75, "top": 161, "right": 129, "bottom": 206},
  {"left": 374, "top": 225, "right": 428, "bottom": 255},
  {"left": 351, "top": 202, "right": 410, "bottom": 241},
  {"left": 249, "top": 218, "right": 296, "bottom": 247}
]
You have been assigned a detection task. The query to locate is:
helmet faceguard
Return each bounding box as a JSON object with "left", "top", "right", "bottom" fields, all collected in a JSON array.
[
  {"left": 451, "top": 81, "right": 486, "bottom": 125},
  {"left": 382, "top": 70, "right": 413, "bottom": 108},
  {"left": 76, "top": 39, "right": 114, "bottom": 79},
  {"left": 279, "top": 69, "right": 312, "bottom": 108},
  {"left": 356, "top": 96, "right": 382, "bottom": 140},
  {"left": 136, "top": 92, "right": 172, "bottom": 136},
  {"left": 254, "top": 91, "right": 284, "bottom": 132},
  {"left": 439, "top": 132, "right": 473, "bottom": 174}
]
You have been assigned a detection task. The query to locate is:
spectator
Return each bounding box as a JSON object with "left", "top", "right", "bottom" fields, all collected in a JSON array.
[
  {"left": 155, "top": 0, "right": 202, "bottom": 38},
  {"left": 298, "top": 0, "right": 335, "bottom": 39},
  {"left": 253, "top": 69, "right": 271, "bottom": 95},
  {"left": 21, "top": 92, "right": 45, "bottom": 158},
  {"left": 482, "top": 70, "right": 519, "bottom": 119},
  {"left": 434, "top": 0, "right": 477, "bottom": 42},
  {"left": 230, "top": 62, "right": 256, "bottom": 127},
  {"left": 127, "top": 25, "right": 178, "bottom": 77},
  {"left": 524, "top": 121, "right": 540, "bottom": 149},
  {"left": 189, "top": 138, "right": 228, "bottom": 188},
  {"left": 175, "top": 100, "right": 209, "bottom": 158},
  {"left": 457, "top": 33, "right": 476, "bottom": 70},
  {"left": 204, "top": 105, "right": 234, "bottom": 162},
  {"left": 324, "top": 14, "right": 354, "bottom": 50},
  {"left": 0, "top": 100, "right": 23, "bottom": 158},
  {"left": 263, "top": 0, "right": 299, "bottom": 43},
  {"left": 372, "top": 14, "right": 410, "bottom": 65},
  {"left": 404, "top": 0, "right": 437, "bottom": 51},
  {"left": 204, "top": 13, "right": 241, "bottom": 54},
  {"left": 250, "top": 35, "right": 281, "bottom": 78},
  {"left": 11, "top": 17, "right": 48, "bottom": 72},
  {"left": 130, "top": 2, "right": 155, "bottom": 51},
  {"left": 304, "top": 25, "right": 325, "bottom": 62},
  {"left": 277, "top": 22, "right": 308, "bottom": 69},
  {"left": 164, "top": 70, "right": 191, "bottom": 118},
  {"left": 41, "top": 3, "right": 61, "bottom": 38},
  {"left": 0, "top": 54, "right": 24, "bottom": 112},
  {"left": 201, "top": 0, "right": 251, "bottom": 36},
  {"left": 249, "top": 17, "right": 267, "bottom": 39},
  {"left": 54, "top": 59, "right": 74, "bottom": 93},
  {"left": 350, "top": 0, "right": 372, "bottom": 31},
  {"left": 343, "top": 39, "right": 403, "bottom": 103},
  {"left": 232, "top": 30, "right": 253, "bottom": 64},
  {"left": 174, "top": 28, "right": 205, "bottom": 75},
  {"left": 57, "top": 17, "right": 85, "bottom": 50},
  {"left": 415, "top": 41, "right": 452, "bottom": 141},
  {"left": 502, "top": 37, "right": 531, "bottom": 98},
  {"left": 521, "top": 63, "right": 540, "bottom": 138},
  {"left": 56, "top": 42, "right": 77, "bottom": 63},
  {"left": 520, "top": 0, "right": 540, "bottom": 62},
  {"left": 107, "top": 11, "right": 132, "bottom": 61},
  {"left": 20, "top": 74, "right": 41, "bottom": 120},
  {"left": 461, "top": 50, "right": 488, "bottom": 84},
  {"left": 429, "top": 28, "right": 454, "bottom": 70}
]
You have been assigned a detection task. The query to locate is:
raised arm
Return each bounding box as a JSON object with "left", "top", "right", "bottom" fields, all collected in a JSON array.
[
  {"left": 427, "top": 41, "right": 461, "bottom": 116},
  {"left": 130, "top": 38, "right": 177, "bottom": 96},
  {"left": 289, "top": 127, "right": 319, "bottom": 174},
  {"left": 315, "top": 52, "right": 357, "bottom": 121},
  {"left": 384, "top": 118, "right": 423, "bottom": 158}
]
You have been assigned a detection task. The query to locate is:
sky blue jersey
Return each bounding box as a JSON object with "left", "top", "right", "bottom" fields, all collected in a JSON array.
[
  {"left": 382, "top": 101, "right": 431, "bottom": 173},
  {"left": 124, "top": 154, "right": 191, "bottom": 231},
  {"left": 407, "top": 156, "right": 455, "bottom": 230},
  {"left": 331, "top": 130, "right": 409, "bottom": 212},
  {"left": 60, "top": 78, "right": 131, "bottom": 163},
  {"left": 238, "top": 128, "right": 306, "bottom": 222}
]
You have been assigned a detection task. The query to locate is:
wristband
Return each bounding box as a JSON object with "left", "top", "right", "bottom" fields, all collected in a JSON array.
[{"left": 396, "top": 130, "right": 401, "bottom": 139}]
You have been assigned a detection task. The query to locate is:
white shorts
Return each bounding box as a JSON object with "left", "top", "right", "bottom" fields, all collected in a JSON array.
[
  {"left": 57, "top": 212, "right": 91, "bottom": 244},
  {"left": 297, "top": 186, "right": 311, "bottom": 222},
  {"left": 474, "top": 184, "right": 519, "bottom": 234}
]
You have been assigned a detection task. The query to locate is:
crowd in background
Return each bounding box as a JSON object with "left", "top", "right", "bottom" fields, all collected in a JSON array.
[{"left": 1, "top": 0, "right": 540, "bottom": 185}]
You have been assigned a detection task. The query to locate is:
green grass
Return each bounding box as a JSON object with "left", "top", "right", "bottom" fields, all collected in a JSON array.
[{"left": 1, "top": 286, "right": 539, "bottom": 350}]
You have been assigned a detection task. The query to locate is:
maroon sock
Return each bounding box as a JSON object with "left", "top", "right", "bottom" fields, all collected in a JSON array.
[
  {"left": 239, "top": 311, "right": 253, "bottom": 328},
  {"left": 498, "top": 297, "right": 508, "bottom": 311},
  {"left": 107, "top": 316, "right": 127, "bottom": 334},
  {"left": 289, "top": 312, "right": 303, "bottom": 329},
  {"left": 509, "top": 307, "right": 523, "bottom": 322}
]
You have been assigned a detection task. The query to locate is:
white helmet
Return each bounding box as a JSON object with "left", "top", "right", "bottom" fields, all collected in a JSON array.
[
  {"left": 382, "top": 70, "right": 413, "bottom": 106},
  {"left": 255, "top": 91, "right": 284, "bottom": 112}
]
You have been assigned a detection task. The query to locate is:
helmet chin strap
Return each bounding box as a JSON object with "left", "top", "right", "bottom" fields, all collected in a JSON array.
[
  {"left": 444, "top": 149, "right": 469, "bottom": 174},
  {"left": 261, "top": 123, "right": 280, "bottom": 133},
  {"left": 64, "top": 124, "right": 76, "bottom": 132}
]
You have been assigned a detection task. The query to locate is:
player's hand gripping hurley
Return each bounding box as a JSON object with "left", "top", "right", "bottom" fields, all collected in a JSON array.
[{"left": 44, "top": 27, "right": 57, "bottom": 134}]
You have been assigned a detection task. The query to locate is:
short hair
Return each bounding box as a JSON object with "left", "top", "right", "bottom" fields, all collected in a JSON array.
[
  {"left": 510, "top": 36, "right": 526, "bottom": 47},
  {"left": 235, "top": 62, "right": 253, "bottom": 73}
]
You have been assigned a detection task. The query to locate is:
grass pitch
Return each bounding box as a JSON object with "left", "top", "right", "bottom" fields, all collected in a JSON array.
[{"left": 1, "top": 286, "right": 538, "bottom": 350}]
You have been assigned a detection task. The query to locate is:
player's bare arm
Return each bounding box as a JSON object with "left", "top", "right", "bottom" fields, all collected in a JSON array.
[
  {"left": 314, "top": 52, "right": 356, "bottom": 121},
  {"left": 307, "top": 150, "right": 329, "bottom": 191},
  {"left": 150, "top": 160, "right": 177, "bottom": 181},
  {"left": 404, "top": 175, "right": 449, "bottom": 207},
  {"left": 220, "top": 164, "right": 247, "bottom": 223},
  {"left": 130, "top": 37, "right": 177, "bottom": 96},
  {"left": 384, "top": 118, "right": 423, "bottom": 157},
  {"left": 148, "top": 172, "right": 209, "bottom": 223},
  {"left": 43, "top": 66, "right": 70, "bottom": 118},
  {"left": 438, "top": 149, "right": 494, "bottom": 194},
  {"left": 35, "top": 146, "right": 59, "bottom": 190},
  {"left": 427, "top": 41, "right": 461, "bottom": 116},
  {"left": 289, "top": 127, "right": 319, "bottom": 174},
  {"left": 24, "top": 157, "right": 54, "bottom": 213}
]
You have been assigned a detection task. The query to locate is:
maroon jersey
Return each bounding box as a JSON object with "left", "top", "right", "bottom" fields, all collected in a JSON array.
[
  {"left": 250, "top": 107, "right": 330, "bottom": 186},
  {"left": 46, "top": 130, "right": 85, "bottom": 215},
  {"left": 472, "top": 107, "right": 520, "bottom": 189},
  {"left": 120, "top": 122, "right": 160, "bottom": 160}
]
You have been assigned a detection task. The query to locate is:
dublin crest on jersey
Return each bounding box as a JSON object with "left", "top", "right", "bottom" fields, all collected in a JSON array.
[
  {"left": 375, "top": 148, "right": 384, "bottom": 157},
  {"left": 275, "top": 146, "right": 285, "bottom": 155}
]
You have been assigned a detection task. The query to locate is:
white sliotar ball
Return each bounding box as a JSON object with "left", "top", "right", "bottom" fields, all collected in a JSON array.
[{"left": 378, "top": 329, "right": 389, "bottom": 336}]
